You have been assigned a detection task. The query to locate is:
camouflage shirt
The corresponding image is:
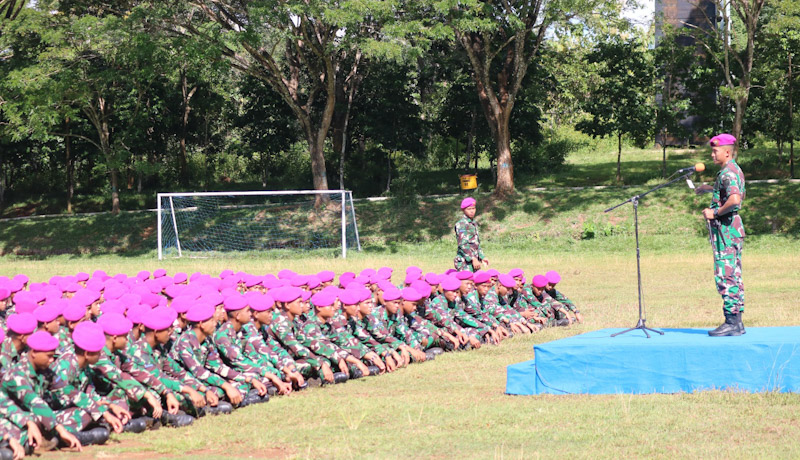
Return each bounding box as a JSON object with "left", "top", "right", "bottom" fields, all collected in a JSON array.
[
  {"left": 454, "top": 215, "right": 485, "bottom": 264},
  {"left": 48, "top": 351, "right": 106, "bottom": 421},
  {"left": 1, "top": 355, "right": 56, "bottom": 431},
  {"left": 712, "top": 158, "right": 746, "bottom": 244}
]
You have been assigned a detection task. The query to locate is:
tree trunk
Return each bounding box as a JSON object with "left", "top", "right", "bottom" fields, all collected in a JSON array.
[
  {"left": 309, "top": 131, "right": 330, "bottom": 207},
  {"left": 791, "top": 138, "right": 795, "bottom": 179},
  {"left": 465, "top": 109, "right": 476, "bottom": 170},
  {"left": 789, "top": 52, "right": 794, "bottom": 178},
  {"left": 616, "top": 132, "right": 622, "bottom": 182},
  {"left": 494, "top": 117, "right": 514, "bottom": 195},
  {"left": 732, "top": 97, "right": 747, "bottom": 155},
  {"left": 65, "top": 118, "right": 74, "bottom": 213},
  {"left": 179, "top": 69, "right": 196, "bottom": 185},
  {"left": 777, "top": 138, "right": 783, "bottom": 163},
  {"left": 662, "top": 128, "right": 668, "bottom": 179}
]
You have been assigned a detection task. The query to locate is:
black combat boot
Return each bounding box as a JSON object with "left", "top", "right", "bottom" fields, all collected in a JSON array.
[
  {"left": 332, "top": 372, "right": 349, "bottom": 384},
  {"left": 266, "top": 384, "right": 278, "bottom": 396},
  {"left": 122, "top": 417, "right": 148, "bottom": 433},
  {"left": 428, "top": 347, "right": 445, "bottom": 356},
  {"left": 204, "top": 401, "right": 233, "bottom": 416},
  {"left": 162, "top": 411, "right": 195, "bottom": 428},
  {"left": 424, "top": 350, "right": 437, "bottom": 361},
  {"left": 708, "top": 312, "right": 742, "bottom": 337},
  {"left": 737, "top": 312, "right": 746, "bottom": 335},
  {"left": 0, "top": 448, "right": 12, "bottom": 460},
  {"left": 73, "top": 427, "right": 110, "bottom": 446},
  {"left": 366, "top": 365, "right": 381, "bottom": 376}
]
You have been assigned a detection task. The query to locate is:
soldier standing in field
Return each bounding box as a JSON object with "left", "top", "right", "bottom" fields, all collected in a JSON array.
[
  {"left": 695, "top": 133, "right": 746, "bottom": 337},
  {"left": 454, "top": 197, "right": 489, "bottom": 272}
]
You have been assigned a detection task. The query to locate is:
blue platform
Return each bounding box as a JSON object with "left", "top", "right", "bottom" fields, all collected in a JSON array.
[{"left": 506, "top": 327, "right": 800, "bottom": 395}]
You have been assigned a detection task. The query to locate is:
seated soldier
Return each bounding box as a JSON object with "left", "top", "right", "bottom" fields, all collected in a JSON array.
[
  {"left": 381, "top": 288, "right": 427, "bottom": 364},
  {"left": 1, "top": 314, "right": 37, "bottom": 371},
  {"left": 320, "top": 290, "right": 384, "bottom": 375},
  {"left": 526, "top": 275, "right": 571, "bottom": 327},
  {"left": 363, "top": 286, "right": 411, "bottom": 368},
  {"left": 169, "top": 304, "right": 244, "bottom": 410},
  {"left": 425, "top": 277, "right": 483, "bottom": 350},
  {"left": 544, "top": 271, "right": 583, "bottom": 323},
  {"left": 457, "top": 273, "right": 509, "bottom": 342}
]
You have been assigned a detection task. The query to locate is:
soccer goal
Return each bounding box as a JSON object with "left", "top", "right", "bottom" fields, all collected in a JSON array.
[{"left": 156, "top": 190, "right": 361, "bottom": 259}]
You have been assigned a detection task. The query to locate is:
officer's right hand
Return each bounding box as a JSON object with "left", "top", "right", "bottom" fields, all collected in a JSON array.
[
  {"left": 472, "top": 259, "right": 481, "bottom": 271},
  {"left": 321, "top": 363, "right": 335, "bottom": 383}
]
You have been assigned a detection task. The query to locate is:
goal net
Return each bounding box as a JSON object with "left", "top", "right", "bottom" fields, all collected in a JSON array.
[{"left": 157, "top": 190, "right": 361, "bottom": 259}]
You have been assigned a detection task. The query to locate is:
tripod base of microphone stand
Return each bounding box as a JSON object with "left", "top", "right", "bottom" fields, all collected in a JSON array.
[{"left": 611, "top": 318, "right": 665, "bottom": 338}]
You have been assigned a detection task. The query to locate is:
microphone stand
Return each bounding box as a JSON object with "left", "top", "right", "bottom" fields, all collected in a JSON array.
[{"left": 604, "top": 171, "right": 695, "bottom": 338}]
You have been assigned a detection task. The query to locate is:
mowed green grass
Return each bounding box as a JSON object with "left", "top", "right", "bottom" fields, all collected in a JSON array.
[{"left": 4, "top": 239, "right": 800, "bottom": 459}]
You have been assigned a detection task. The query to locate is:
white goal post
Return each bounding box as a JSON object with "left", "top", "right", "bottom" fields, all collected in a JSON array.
[{"left": 157, "top": 190, "right": 361, "bottom": 260}]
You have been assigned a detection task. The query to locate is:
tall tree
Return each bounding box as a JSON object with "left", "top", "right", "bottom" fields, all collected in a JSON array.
[{"left": 577, "top": 34, "right": 656, "bottom": 183}]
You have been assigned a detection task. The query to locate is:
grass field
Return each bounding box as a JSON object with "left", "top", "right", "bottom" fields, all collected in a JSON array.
[{"left": 2, "top": 144, "right": 799, "bottom": 459}]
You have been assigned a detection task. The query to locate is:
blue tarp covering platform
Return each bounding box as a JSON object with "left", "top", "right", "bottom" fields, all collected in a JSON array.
[{"left": 505, "top": 327, "right": 800, "bottom": 395}]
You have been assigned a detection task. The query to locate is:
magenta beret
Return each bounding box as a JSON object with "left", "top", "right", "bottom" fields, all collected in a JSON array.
[
  {"left": 100, "top": 300, "right": 126, "bottom": 316},
  {"left": 72, "top": 322, "right": 106, "bottom": 352},
  {"left": 119, "top": 293, "right": 142, "bottom": 307},
  {"left": 401, "top": 288, "right": 424, "bottom": 302},
  {"left": 277, "top": 269, "right": 297, "bottom": 280},
  {"left": 709, "top": 133, "right": 736, "bottom": 146},
  {"left": 460, "top": 197, "right": 476, "bottom": 209},
  {"left": 13, "top": 300, "right": 37, "bottom": 314},
  {"left": 498, "top": 274, "right": 517, "bottom": 289},
  {"left": 153, "top": 269, "right": 167, "bottom": 278},
  {"left": 306, "top": 276, "right": 322, "bottom": 289},
  {"left": 424, "top": 273, "right": 442, "bottom": 285},
  {"left": 473, "top": 272, "right": 492, "bottom": 284},
  {"left": 509, "top": 268, "right": 524, "bottom": 278},
  {"left": 339, "top": 290, "right": 361, "bottom": 306},
  {"left": 0, "top": 288, "right": 9, "bottom": 301},
  {"left": 272, "top": 287, "right": 303, "bottom": 304},
  {"left": 357, "top": 288, "right": 373, "bottom": 303},
  {"left": 316, "top": 271, "right": 335, "bottom": 283},
  {"left": 13, "top": 274, "right": 29, "bottom": 284},
  {"left": 300, "top": 291, "right": 312, "bottom": 301},
  {"left": 136, "top": 270, "right": 150, "bottom": 281},
  {"left": 311, "top": 291, "right": 337, "bottom": 308},
  {"left": 7, "top": 313, "right": 37, "bottom": 335},
  {"left": 376, "top": 281, "right": 395, "bottom": 292},
  {"left": 290, "top": 276, "right": 309, "bottom": 287},
  {"left": 455, "top": 271, "right": 473, "bottom": 281},
  {"left": 338, "top": 272, "right": 355, "bottom": 286},
  {"left": 34, "top": 304, "right": 61, "bottom": 323},
  {"left": 532, "top": 275, "right": 548, "bottom": 288},
  {"left": 440, "top": 276, "right": 461, "bottom": 291},
  {"left": 63, "top": 303, "right": 87, "bottom": 322},
  {"left": 545, "top": 270, "right": 561, "bottom": 285},
  {"left": 359, "top": 268, "right": 376, "bottom": 277},
  {"left": 171, "top": 296, "right": 194, "bottom": 314},
  {"left": 143, "top": 307, "right": 175, "bottom": 331},
  {"left": 486, "top": 269, "right": 500, "bottom": 277},
  {"left": 200, "top": 293, "right": 224, "bottom": 307},
  {"left": 27, "top": 331, "right": 59, "bottom": 352},
  {"left": 0, "top": 328, "right": 4, "bottom": 342},
  {"left": 223, "top": 295, "right": 248, "bottom": 312},
  {"left": 248, "top": 294, "right": 274, "bottom": 312},
  {"left": 98, "top": 312, "right": 133, "bottom": 336},
  {"left": 410, "top": 281, "right": 432, "bottom": 298},
  {"left": 383, "top": 288, "right": 403, "bottom": 301},
  {"left": 173, "top": 272, "right": 188, "bottom": 284},
  {"left": 186, "top": 303, "right": 215, "bottom": 323},
  {"left": 403, "top": 273, "right": 420, "bottom": 285},
  {"left": 126, "top": 304, "right": 151, "bottom": 324},
  {"left": 377, "top": 267, "right": 393, "bottom": 277}
]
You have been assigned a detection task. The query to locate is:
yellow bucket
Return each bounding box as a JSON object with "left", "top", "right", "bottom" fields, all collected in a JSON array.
[{"left": 459, "top": 174, "right": 477, "bottom": 190}]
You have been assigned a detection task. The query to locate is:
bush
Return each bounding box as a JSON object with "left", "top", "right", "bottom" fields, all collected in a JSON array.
[{"left": 512, "top": 137, "right": 572, "bottom": 174}]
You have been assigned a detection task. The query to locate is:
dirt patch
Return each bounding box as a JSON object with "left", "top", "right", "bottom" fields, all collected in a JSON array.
[{"left": 40, "top": 440, "right": 294, "bottom": 459}]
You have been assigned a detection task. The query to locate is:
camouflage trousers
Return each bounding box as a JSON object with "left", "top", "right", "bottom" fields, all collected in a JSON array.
[
  {"left": 713, "top": 239, "right": 744, "bottom": 315},
  {"left": 453, "top": 257, "right": 475, "bottom": 272},
  {"left": 55, "top": 407, "right": 95, "bottom": 434},
  {"left": 0, "top": 418, "right": 27, "bottom": 445}
]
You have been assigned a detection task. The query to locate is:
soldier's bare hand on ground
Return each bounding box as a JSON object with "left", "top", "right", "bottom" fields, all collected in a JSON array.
[
  {"left": 108, "top": 403, "right": 131, "bottom": 424},
  {"left": 251, "top": 379, "right": 268, "bottom": 396},
  {"left": 205, "top": 389, "right": 219, "bottom": 406},
  {"left": 102, "top": 412, "right": 124, "bottom": 433},
  {"left": 56, "top": 425, "right": 82, "bottom": 452},
  {"left": 8, "top": 436, "right": 24, "bottom": 460},
  {"left": 25, "top": 421, "right": 42, "bottom": 449},
  {"left": 144, "top": 392, "right": 163, "bottom": 419}
]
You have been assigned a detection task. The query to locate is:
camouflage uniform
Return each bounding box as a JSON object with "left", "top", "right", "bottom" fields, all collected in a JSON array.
[
  {"left": 212, "top": 322, "right": 273, "bottom": 382},
  {"left": 453, "top": 215, "right": 485, "bottom": 272},
  {"left": 544, "top": 288, "right": 579, "bottom": 314},
  {"left": 239, "top": 323, "right": 288, "bottom": 380},
  {"left": 92, "top": 347, "right": 152, "bottom": 412},
  {"left": 710, "top": 158, "right": 746, "bottom": 315},
  {"left": 169, "top": 330, "right": 245, "bottom": 399},
  {"left": 0, "top": 389, "right": 32, "bottom": 444},
  {"left": 297, "top": 316, "right": 351, "bottom": 371},
  {"left": 47, "top": 351, "right": 107, "bottom": 432},
  {"left": 266, "top": 312, "right": 327, "bottom": 379},
  {"left": 364, "top": 305, "right": 404, "bottom": 351},
  {"left": 461, "top": 290, "right": 500, "bottom": 328},
  {"left": 0, "top": 339, "right": 21, "bottom": 370}
]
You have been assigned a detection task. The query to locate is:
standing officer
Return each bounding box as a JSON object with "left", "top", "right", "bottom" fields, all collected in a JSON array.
[
  {"left": 453, "top": 197, "right": 489, "bottom": 272},
  {"left": 695, "top": 133, "right": 746, "bottom": 337}
]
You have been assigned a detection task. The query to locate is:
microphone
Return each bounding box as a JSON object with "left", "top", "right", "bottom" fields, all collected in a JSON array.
[{"left": 677, "top": 163, "right": 705, "bottom": 174}]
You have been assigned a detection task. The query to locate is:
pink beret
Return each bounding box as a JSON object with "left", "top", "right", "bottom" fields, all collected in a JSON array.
[
  {"left": 0, "top": 288, "right": 9, "bottom": 301},
  {"left": 98, "top": 312, "right": 133, "bottom": 336},
  {"left": 376, "top": 281, "right": 395, "bottom": 292},
  {"left": 248, "top": 294, "right": 274, "bottom": 312},
  {"left": 401, "top": 288, "right": 424, "bottom": 302},
  {"left": 119, "top": 293, "right": 142, "bottom": 307},
  {"left": 317, "top": 271, "right": 335, "bottom": 283},
  {"left": 72, "top": 322, "right": 106, "bottom": 352},
  {"left": 13, "top": 300, "right": 37, "bottom": 314},
  {"left": 377, "top": 267, "right": 393, "bottom": 276},
  {"left": 338, "top": 272, "right": 355, "bottom": 286},
  {"left": 92, "top": 270, "right": 109, "bottom": 280},
  {"left": 34, "top": 304, "right": 61, "bottom": 323},
  {"left": 383, "top": 288, "right": 402, "bottom": 302},
  {"left": 403, "top": 273, "right": 420, "bottom": 285},
  {"left": 143, "top": 307, "right": 176, "bottom": 331},
  {"left": 100, "top": 300, "right": 126, "bottom": 316},
  {"left": 339, "top": 290, "right": 361, "bottom": 306},
  {"left": 709, "top": 133, "right": 736, "bottom": 146},
  {"left": 219, "top": 269, "right": 234, "bottom": 279},
  {"left": 306, "top": 276, "right": 322, "bottom": 290},
  {"left": 440, "top": 276, "right": 461, "bottom": 291},
  {"left": 173, "top": 272, "right": 188, "bottom": 284},
  {"left": 86, "top": 279, "right": 104, "bottom": 292},
  {"left": 311, "top": 291, "right": 337, "bottom": 307},
  {"left": 7, "top": 313, "right": 37, "bottom": 335},
  {"left": 27, "top": 331, "right": 59, "bottom": 352},
  {"left": 498, "top": 274, "right": 516, "bottom": 289},
  {"left": 290, "top": 276, "right": 309, "bottom": 287},
  {"left": 13, "top": 274, "right": 29, "bottom": 284},
  {"left": 200, "top": 293, "right": 224, "bottom": 307},
  {"left": 136, "top": 270, "right": 151, "bottom": 281},
  {"left": 545, "top": 270, "right": 561, "bottom": 285},
  {"left": 357, "top": 288, "right": 373, "bottom": 302},
  {"left": 532, "top": 275, "right": 548, "bottom": 288},
  {"left": 8, "top": 280, "right": 25, "bottom": 293},
  {"left": 75, "top": 272, "right": 90, "bottom": 282},
  {"left": 164, "top": 285, "right": 186, "bottom": 299},
  {"left": 345, "top": 281, "right": 365, "bottom": 290},
  {"left": 272, "top": 287, "right": 303, "bottom": 303},
  {"left": 359, "top": 268, "right": 377, "bottom": 277},
  {"left": 126, "top": 304, "right": 151, "bottom": 324},
  {"left": 410, "top": 281, "right": 432, "bottom": 298},
  {"left": 277, "top": 269, "right": 297, "bottom": 280},
  {"left": 424, "top": 273, "right": 441, "bottom": 285},
  {"left": 473, "top": 272, "right": 492, "bottom": 284},
  {"left": 300, "top": 291, "right": 312, "bottom": 301},
  {"left": 186, "top": 303, "right": 215, "bottom": 323},
  {"left": 509, "top": 268, "right": 524, "bottom": 278},
  {"left": 460, "top": 197, "right": 476, "bottom": 209},
  {"left": 171, "top": 296, "right": 194, "bottom": 314},
  {"left": 486, "top": 269, "right": 500, "bottom": 277},
  {"left": 455, "top": 271, "right": 473, "bottom": 281},
  {"left": 63, "top": 303, "right": 87, "bottom": 322},
  {"left": 0, "top": 328, "right": 4, "bottom": 342},
  {"left": 153, "top": 269, "right": 167, "bottom": 278},
  {"left": 223, "top": 295, "right": 248, "bottom": 312}
]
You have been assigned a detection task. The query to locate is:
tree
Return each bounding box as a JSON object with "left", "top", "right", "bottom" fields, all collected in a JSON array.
[
  {"left": 577, "top": 34, "right": 656, "bottom": 183},
  {"left": 425, "top": 0, "right": 619, "bottom": 196},
  {"left": 685, "top": 0, "right": 766, "bottom": 150}
]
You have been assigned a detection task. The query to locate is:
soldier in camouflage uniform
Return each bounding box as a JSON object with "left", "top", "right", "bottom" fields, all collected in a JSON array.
[
  {"left": 0, "top": 314, "right": 37, "bottom": 370},
  {"left": 1, "top": 332, "right": 82, "bottom": 449},
  {"left": 454, "top": 197, "right": 489, "bottom": 272},
  {"left": 365, "top": 287, "right": 411, "bottom": 367},
  {"left": 169, "top": 304, "right": 245, "bottom": 408},
  {"left": 697, "top": 133, "right": 746, "bottom": 336},
  {"left": 544, "top": 271, "right": 583, "bottom": 323},
  {"left": 472, "top": 273, "right": 532, "bottom": 335}
]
